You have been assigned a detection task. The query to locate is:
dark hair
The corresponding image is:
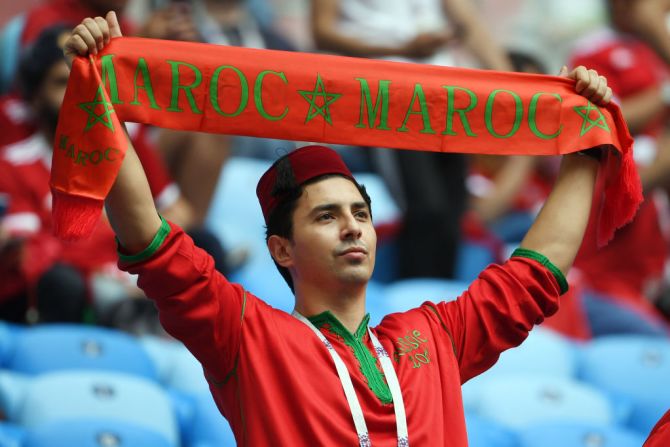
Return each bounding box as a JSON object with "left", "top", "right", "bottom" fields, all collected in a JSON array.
[
  {"left": 264, "top": 158, "right": 372, "bottom": 293},
  {"left": 17, "top": 24, "right": 71, "bottom": 101}
]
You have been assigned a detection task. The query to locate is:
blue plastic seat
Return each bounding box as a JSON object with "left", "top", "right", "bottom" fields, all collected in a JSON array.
[
  {"left": 9, "top": 370, "right": 179, "bottom": 446},
  {"left": 0, "top": 421, "right": 25, "bottom": 447},
  {"left": 183, "top": 392, "right": 236, "bottom": 447},
  {"left": 383, "top": 278, "right": 468, "bottom": 314},
  {"left": 462, "top": 327, "right": 578, "bottom": 411},
  {"left": 465, "top": 413, "right": 519, "bottom": 447},
  {"left": 577, "top": 335, "right": 670, "bottom": 434},
  {"left": 474, "top": 375, "right": 614, "bottom": 430},
  {"left": 6, "top": 324, "right": 158, "bottom": 380},
  {"left": 141, "top": 337, "right": 209, "bottom": 394},
  {"left": 22, "top": 418, "right": 172, "bottom": 447},
  {"left": 518, "top": 421, "right": 646, "bottom": 447}
]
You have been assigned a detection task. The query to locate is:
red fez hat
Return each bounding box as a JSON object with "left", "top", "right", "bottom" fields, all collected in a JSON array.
[{"left": 256, "top": 145, "right": 354, "bottom": 222}]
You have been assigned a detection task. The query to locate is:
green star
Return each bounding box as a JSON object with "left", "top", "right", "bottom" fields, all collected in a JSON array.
[
  {"left": 298, "top": 74, "right": 342, "bottom": 125},
  {"left": 573, "top": 101, "right": 610, "bottom": 136},
  {"left": 78, "top": 85, "right": 116, "bottom": 133}
]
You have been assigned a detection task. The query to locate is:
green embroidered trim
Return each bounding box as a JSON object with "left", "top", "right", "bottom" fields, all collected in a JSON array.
[
  {"left": 117, "top": 216, "right": 171, "bottom": 263},
  {"left": 308, "top": 311, "right": 393, "bottom": 405},
  {"left": 511, "top": 248, "right": 569, "bottom": 295}
]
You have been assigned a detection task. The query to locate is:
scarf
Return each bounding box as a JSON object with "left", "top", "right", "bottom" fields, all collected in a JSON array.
[{"left": 51, "top": 37, "right": 641, "bottom": 245}]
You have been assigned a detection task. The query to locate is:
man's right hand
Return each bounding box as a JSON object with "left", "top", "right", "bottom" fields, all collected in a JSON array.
[
  {"left": 401, "top": 32, "right": 452, "bottom": 59},
  {"left": 63, "top": 11, "right": 123, "bottom": 65}
]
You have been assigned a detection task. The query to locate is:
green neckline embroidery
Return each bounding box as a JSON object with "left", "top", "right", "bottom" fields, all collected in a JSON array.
[{"left": 308, "top": 311, "right": 393, "bottom": 405}]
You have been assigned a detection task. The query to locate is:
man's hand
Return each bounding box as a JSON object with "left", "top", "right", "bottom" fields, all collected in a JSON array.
[
  {"left": 401, "top": 32, "right": 453, "bottom": 59},
  {"left": 63, "top": 11, "right": 123, "bottom": 65},
  {"left": 560, "top": 65, "right": 613, "bottom": 106}
]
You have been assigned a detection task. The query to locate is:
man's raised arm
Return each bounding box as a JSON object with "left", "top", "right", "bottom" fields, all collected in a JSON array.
[
  {"left": 518, "top": 66, "right": 612, "bottom": 275},
  {"left": 63, "top": 12, "right": 162, "bottom": 253}
]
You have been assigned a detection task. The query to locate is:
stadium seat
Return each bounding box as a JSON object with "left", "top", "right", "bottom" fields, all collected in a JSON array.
[
  {"left": 22, "top": 418, "right": 173, "bottom": 447},
  {"left": 8, "top": 370, "right": 179, "bottom": 446},
  {"left": 465, "top": 413, "right": 519, "bottom": 447},
  {"left": 141, "top": 336, "right": 209, "bottom": 394},
  {"left": 462, "top": 327, "right": 578, "bottom": 411},
  {"left": 577, "top": 335, "right": 670, "bottom": 434},
  {"left": 0, "top": 421, "right": 25, "bottom": 447},
  {"left": 184, "top": 392, "right": 236, "bottom": 447},
  {"left": 518, "top": 421, "right": 646, "bottom": 447},
  {"left": 6, "top": 324, "right": 158, "bottom": 380},
  {"left": 383, "top": 279, "right": 468, "bottom": 314},
  {"left": 474, "top": 375, "right": 614, "bottom": 430}
]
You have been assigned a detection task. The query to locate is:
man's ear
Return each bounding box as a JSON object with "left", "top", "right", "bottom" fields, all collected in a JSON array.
[{"left": 267, "top": 235, "right": 293, "bottom": 268}]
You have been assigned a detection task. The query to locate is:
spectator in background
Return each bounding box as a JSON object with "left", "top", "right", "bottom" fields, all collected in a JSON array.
[
  {"left": 0, "top": 26, "right": 230, "bottom": 330},
  {"left": 311, "top": 0, "right": 513, "bottom": 279},
  {"left": 568, "top": 0, "right": 670, "bottom": 336}
]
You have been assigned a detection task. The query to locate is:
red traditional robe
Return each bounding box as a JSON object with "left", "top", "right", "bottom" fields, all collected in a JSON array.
[
  {"left": 120, "top": 220, "right": 566, "bottom": 446},
  {"left": 645, "top": 410, "right": 670, "bottom": 447}
]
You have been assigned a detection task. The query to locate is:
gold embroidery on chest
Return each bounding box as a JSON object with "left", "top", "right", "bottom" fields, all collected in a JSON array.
[{"left": 394, "top": 329, "right": 431, "bottom": 369}]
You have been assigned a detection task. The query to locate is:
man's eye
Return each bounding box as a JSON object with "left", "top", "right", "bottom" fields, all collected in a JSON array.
[
  {"left": 355, "top": 211, "right": 369, "bottom": 220},
  {"left": 318, "top": 213, "right": 334, "bottom": 221}
]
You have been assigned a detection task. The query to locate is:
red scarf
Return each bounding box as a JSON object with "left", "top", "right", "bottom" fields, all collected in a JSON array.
[{"left": 51, "top": 37, "right": 641, "bottom": 245}]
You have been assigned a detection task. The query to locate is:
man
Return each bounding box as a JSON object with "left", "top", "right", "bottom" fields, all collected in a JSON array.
[{"left": 66, "top": 12, "right": 612, "bottom": 445}]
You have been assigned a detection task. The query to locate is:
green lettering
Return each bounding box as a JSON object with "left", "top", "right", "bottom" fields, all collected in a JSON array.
[
  {"left": 529, "top": 92, "right": 562, "bottom": 139},
  {"left": 397, "top": 83, "right": 435, "bottom": 134},
  {"left": 254, "top": 70, "right": 288, "bottom": 121},
  {"left": 75, "top": 150, "right": 88, "bottom": 166},
  {"left": 67, "top": 145, "right": 75, "bottom": 159},
  {"left": 442, "top": 86, "right": 478, "bottom": 137},
  {"left": 104, "top": 148, "right": 119, "bottom": 162},
  {"left": 130, "top": 58, "right": 160, "bottom": 110},
  {"left": 89, "top": 150, "right": 103, "bottom": 165},
  {"left": 485, "top": 89, "right": 523, "bottom": 138},
  {"left": 210, "top": 65, "right": 249, "bottom": 117},
  {"left": 355, "top": 78, "right": 391, "bottom": 130},
  {"left": 166, "top": 61, "right": 203, "bottom": 114},
  {"left": 59, "top": 135, "right": 68, "bottom": 150},
  {"left": 100, "top": 55, "right": 122, "bottom": 104}
]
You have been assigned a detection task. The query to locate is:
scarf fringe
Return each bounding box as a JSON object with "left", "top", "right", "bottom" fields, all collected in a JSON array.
[
  {"left": 597, "top": 149, "right": 643, "bottom": 247},
  {"left": 51, "top": 189, "right": 104, "bottom": 241}
]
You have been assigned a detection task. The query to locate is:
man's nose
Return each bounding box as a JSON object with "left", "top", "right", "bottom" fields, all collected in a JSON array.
[{"left": 341, "top": 213, "right": 362, "bottom": 239}]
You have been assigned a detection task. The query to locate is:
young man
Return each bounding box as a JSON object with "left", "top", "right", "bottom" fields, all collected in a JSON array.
[{"left": 65, "top": 12, "right": 613, "bottom": 446}]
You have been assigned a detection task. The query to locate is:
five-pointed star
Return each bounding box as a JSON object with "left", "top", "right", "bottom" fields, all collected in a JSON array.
[
  {"left": 78, "top": 85, "right": 116, "bottom": 133},
  {"left": 573, "top": 101, "right": 610, "bottom": 136},
  {"left": 298, "top": 74, "right": 341, "bottom": 125}
]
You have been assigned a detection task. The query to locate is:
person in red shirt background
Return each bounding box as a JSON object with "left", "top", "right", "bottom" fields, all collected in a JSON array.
[
  {"left": 0, "top": 25, "right": 231, "bottom": 328},
  {"left": 567, "top": 0, "right": 670, "bottom": 337}
]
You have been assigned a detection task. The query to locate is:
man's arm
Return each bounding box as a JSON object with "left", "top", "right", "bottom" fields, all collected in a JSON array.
[
  {"left": 63, "top": 12, "right": 162, "bottom": 253},
  {"left": 628, "top": 0, "right": 670, "bottom": 67},
  {"left": 311, "top": 0, "right": 450, "bottom": 58},
  {"left": 442, "top": 0, "right": 513, "bottom": 71}
]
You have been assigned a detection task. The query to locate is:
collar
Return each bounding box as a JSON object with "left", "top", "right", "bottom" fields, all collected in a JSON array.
[{"left": 307, "top": 311, "right": 370, "bottom": 344}]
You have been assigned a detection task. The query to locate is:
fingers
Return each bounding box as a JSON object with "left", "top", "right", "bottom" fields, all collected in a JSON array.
[
  {"left": 558, "top": 65, "right": 569, "bottom": 78},
  {"left": 107, "top": 10, "right": 123, "bottom": 38},
  {"left": 64, "top": 11, "right": 122, "bottom": 62},
  {"left": 571, "top": 66, "right": 613, "bottom": 105}
]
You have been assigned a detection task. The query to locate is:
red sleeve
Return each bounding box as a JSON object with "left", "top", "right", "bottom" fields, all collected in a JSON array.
[
  {"left": 424, "top": 251, "right": 564, "bottom": 383},
  {"left": 645, "top": 411, "right": 670, "bottom": 447},
  {"left": 118, "top": 220, "right": 249, "bottom": 383}
]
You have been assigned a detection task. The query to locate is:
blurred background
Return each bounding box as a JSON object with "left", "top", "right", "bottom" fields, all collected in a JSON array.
[{"left": 0, "top": 0, "right": 669, "bottom": 446}]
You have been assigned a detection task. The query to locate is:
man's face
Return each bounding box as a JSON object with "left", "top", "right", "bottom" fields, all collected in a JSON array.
[
  {"left": 33, "top": 60, "right": 70, "bottom": 131},
  {"left": 286, "top": 176, "right": 376, "bottom": 289}
]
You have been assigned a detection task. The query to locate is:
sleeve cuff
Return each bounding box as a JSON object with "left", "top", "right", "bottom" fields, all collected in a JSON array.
[
  {"left": 511, "top": 248, "right": 569, "bottom": 295},
  {"left": 117, "top": 217, "right": 171, "bottom": 264}
]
